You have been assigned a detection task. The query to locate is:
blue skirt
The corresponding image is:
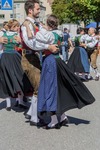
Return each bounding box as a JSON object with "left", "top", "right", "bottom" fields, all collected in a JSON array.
[
  {"left": 67, "top": 47, "right": 90, "bottom": 73},
  {"left": 37, "top": 54, "right": 57, "bottom": 113}
]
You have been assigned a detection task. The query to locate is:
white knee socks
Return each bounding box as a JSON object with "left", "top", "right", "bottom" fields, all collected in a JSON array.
[
  {"left": 31, "top": 95, "right": 39, "bottom": 123},
  {"left": 27, "top": 104, "right": 32, "bottom": 116},
  {"left": 6, "top": 97, "right": 11, "bottom": 108},
  {"left": 16, "top": 94, "right": 25, "bottom": 105},
  {"left": 60, "top": 113, "right": 68, "bottom": 122},
  {"left": 27, "top": 95, "right": 39, "bottom": 123},
  {"left": 48, "top": 115, "right": 58, "bottom": 127}
]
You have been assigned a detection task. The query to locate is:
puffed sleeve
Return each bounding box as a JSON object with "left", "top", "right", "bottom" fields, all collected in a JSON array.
[
  {"left": 86, "top": 37, "right": 98, "bottom": 48},
  {"left": 34, "top": 28, "right": 55, "bottom": 50},
  {"left": 80, "top": 34, "right": 88, "bottom": 43}
]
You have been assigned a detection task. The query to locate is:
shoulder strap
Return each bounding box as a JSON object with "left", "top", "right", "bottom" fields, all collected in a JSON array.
[{"left": 24, "top": 19, "right": 39, "bottom": 35}]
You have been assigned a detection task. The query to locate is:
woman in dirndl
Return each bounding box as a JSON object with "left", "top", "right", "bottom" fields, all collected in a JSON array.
[
  {"left": 0, "top": 19, "right": 33, "bottom": 111},
  {"left": 35, "top": 15, "right": 95, "bottom": 129}
]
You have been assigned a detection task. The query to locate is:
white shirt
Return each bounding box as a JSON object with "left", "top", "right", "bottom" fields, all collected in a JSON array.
[{"left": 21, "top": 17, "right": 49, "bottom": 51}]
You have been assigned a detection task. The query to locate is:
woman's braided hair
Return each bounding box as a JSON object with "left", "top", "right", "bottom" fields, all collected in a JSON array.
[{"left": 47, "top": 15, "right": 59, "bottom": 30}]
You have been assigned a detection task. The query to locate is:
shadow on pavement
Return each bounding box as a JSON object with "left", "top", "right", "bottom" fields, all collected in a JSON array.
[{"left": 67, "top": 115, "right": 90, "bottom": 125}]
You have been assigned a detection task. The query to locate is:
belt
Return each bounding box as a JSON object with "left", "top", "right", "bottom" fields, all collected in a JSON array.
[
  {"left": 42, "top": 50, "right": 52, "bottom": 56},
  {"left": 42, "top": 50, "right": 60, "bottom": 59},
  {"left": 23, "top": 49, "right": 34, "bottom": 55}
]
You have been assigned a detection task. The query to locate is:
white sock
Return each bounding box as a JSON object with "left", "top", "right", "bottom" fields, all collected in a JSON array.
[
  {"left": 30, "top": 95, "right": 39, "bottom": 123},
  {"left": 86, "top": 73, "right": 92, "bottom": 79},
  {"left": 17, "top": 94, "right": 26, "bottom": 105},
  {"left": 96, "top": 72, "right": 100, "bottom": 77},
  {"left": 48, "top": 115, "right": 58, "bottom": 127},
  {"left": 60, "top": 113, "right": 68, "bottom": 122},
  {"left": 93, "top": 68, "right": 100, "bottom": 77},
  {"left": 6, "top": 97, "right": 11, "bottom": 108},
  {"left": 90, "top": 66, "right": 93, "bottom": 72},
  {"left": 27, "top": 103, "right": 32, "bottom": 116}
]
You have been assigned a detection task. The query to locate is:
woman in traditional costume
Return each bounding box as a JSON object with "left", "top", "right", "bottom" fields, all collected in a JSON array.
[
  {"left": 0, "top": 19, "right": 33, "bottom": 111},
  {"left": 67, "top": 27, "right": 91, "bottom": 81},
  {"left": 35, "top": 15, "right": 95, "bottom": 129}
]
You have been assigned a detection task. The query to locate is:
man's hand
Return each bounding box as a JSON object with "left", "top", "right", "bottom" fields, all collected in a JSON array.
[
  {"left": 0, "top": 37, "right": 8, "bottom": 44},
  {"left": 48, "top": 44, "right": 59, "bottom": 53}
]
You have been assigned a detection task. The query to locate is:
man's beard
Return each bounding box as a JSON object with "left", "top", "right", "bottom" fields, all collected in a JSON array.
[
  {"left": 33, "top": 14, "right": 39, "bottom": 19},
  {"left": 35, "top": 16, "right": 39, "bottom": 18}
]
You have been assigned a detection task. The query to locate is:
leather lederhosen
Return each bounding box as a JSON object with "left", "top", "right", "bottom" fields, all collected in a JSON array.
[{"left": 20, "top": 20, "right": 41, "bottom": 95}]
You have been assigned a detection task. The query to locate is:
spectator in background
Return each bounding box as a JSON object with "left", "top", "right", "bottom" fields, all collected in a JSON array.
[{"left": 61, "top": 28, "right": 73, "bottom": 63}]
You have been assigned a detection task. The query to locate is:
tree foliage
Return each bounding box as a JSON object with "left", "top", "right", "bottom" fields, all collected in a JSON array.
[{"left": 52, "top": 0, "right": 100, "bottom": 27}]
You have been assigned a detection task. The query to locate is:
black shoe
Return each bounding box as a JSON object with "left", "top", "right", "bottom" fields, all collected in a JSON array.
[
  {"left": 6, "top": 107, "right": 11, "bottom": 111},
  {"left": 14, "top": 101, "right": 19, "bottom": 107},
  {"left": 18, "top": 104, "right": 29, "bottom": 109},
  {"left": 85, "top": 75, "right": 93, "bottom": 81},
  {"left": 25, "top": 114, "right": 31, "bottom": 120},
  {"left": 60, "top": 118, "right": 69, "bottom": 126},
  {"left": 30, "top": 121, "right": 37, "bottom": 126},
  {"left": 23, "top": 96, "right": 28, "bottom": 102},
  {"left": 42, "top": 123, "right": 61, "bottom": 130},
  {"left": 95, "top": 76, "right": 99, "bottom": 81},
  {"left": 37, "top": 121, "right": 48, "bottom": 128}
]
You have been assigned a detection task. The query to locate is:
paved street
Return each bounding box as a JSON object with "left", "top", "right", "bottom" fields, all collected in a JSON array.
[{"left": 0, "top": 56, "right": 100, "bottom": 150}]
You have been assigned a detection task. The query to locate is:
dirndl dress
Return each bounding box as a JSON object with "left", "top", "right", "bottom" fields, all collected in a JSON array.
[
  {"left": 0, "top": 50, "right": 33, "bottom": 98},
  {"left": 37, "top": 54, "right": 95, "bottom": 117},
  {"left": 67, "top": 47, "right": 90, "bottom": 73}
]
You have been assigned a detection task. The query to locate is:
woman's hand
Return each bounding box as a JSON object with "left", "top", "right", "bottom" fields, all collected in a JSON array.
[{"left": 0, "top": 37, "right": 8, "bottom": 44}]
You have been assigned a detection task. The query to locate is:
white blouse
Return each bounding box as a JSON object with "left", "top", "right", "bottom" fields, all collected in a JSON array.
[{"left": 35, "top": 28, "right": 63, "bottom": 50}]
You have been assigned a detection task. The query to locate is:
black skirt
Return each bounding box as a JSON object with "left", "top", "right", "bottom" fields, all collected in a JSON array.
[
  {"left": 67, "top": 47, "right": 85, "bottom": 73},
  {"left": 0, "top": 59, "right": 9, "bottom": 98},
  {"left": 0, "top": 52, "right": 33, "bottom": 98},
  {"left": 56, "top": 58, "right": 95, "bottom": 115}
]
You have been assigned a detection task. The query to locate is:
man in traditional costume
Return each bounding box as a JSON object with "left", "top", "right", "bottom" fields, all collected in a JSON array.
[
  {"left": 20, "top": 0, "right": 58, "bottom": 125},
  {"left": 80, "top": 27, "right": 100, "bottom": 81}
]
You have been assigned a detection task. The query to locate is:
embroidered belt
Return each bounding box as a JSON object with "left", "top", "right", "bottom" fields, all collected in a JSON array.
[
  {"left": 42, "top": 50, "right": 60, "bottom": 59},
  {"left": 43, "top": 50, "right": 52, "bottom": 56},
  {"left": 23, "top": 49, "right": 34, "bottom": 55}
]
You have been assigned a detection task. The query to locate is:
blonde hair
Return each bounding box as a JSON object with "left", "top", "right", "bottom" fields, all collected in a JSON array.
[{"left": 7, "top": 19, "right": 20, "bottom": 30}]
